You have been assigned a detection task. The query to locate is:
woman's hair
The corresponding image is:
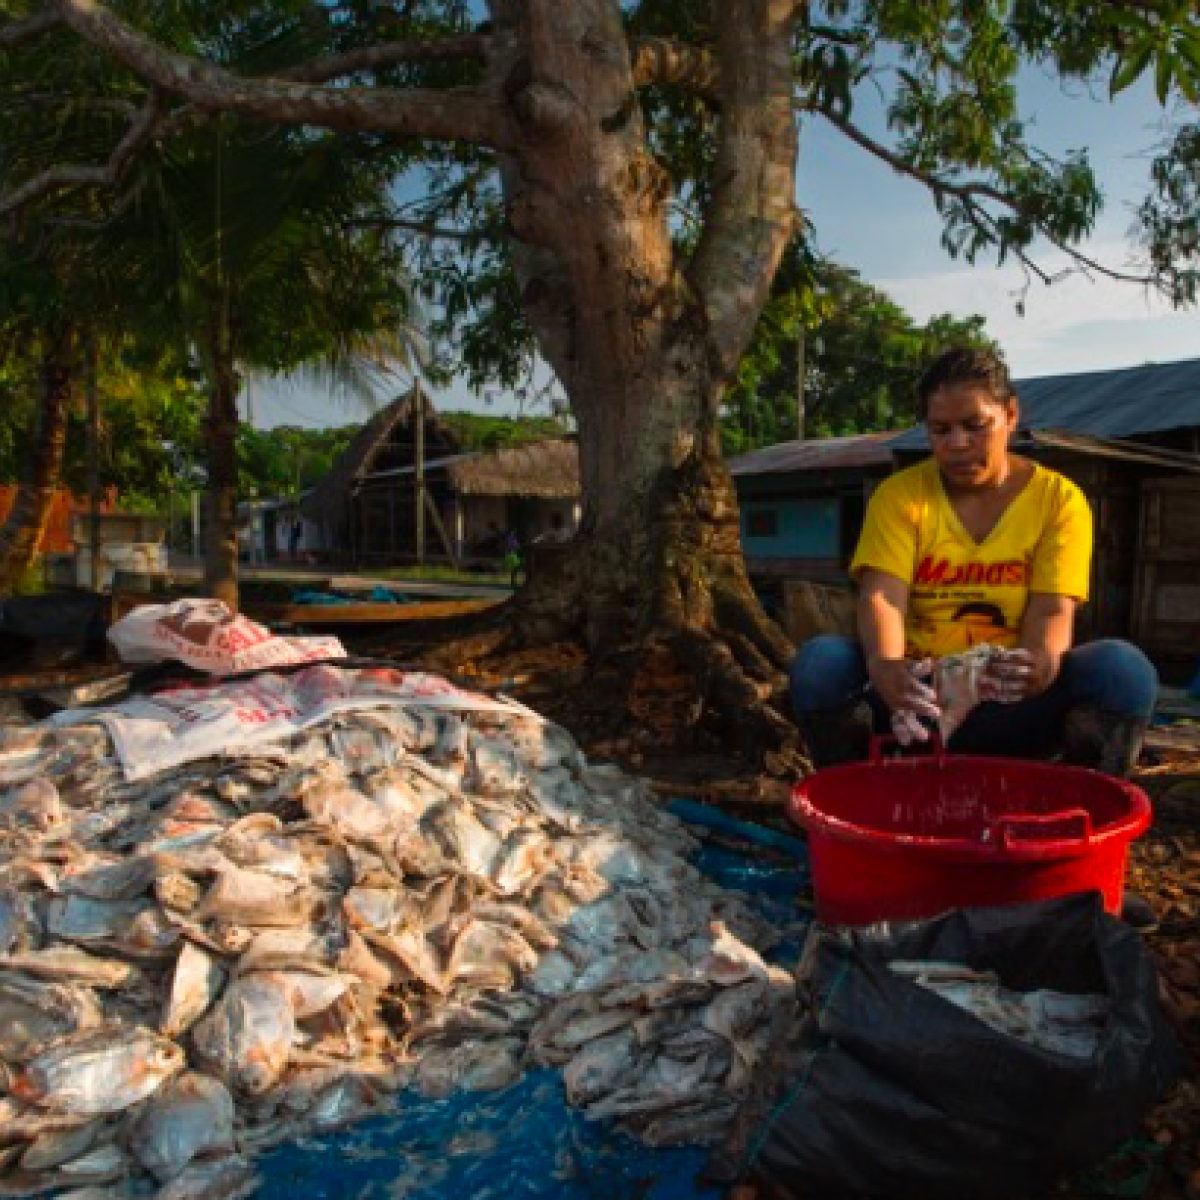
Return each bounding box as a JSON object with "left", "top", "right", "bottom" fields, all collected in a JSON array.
[{"left": 917, "top": 347, "right": 1015, "bottom": 418}]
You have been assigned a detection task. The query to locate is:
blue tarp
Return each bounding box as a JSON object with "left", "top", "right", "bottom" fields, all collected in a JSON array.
[
  {"left": 294, "top": 587, "right": 409, "bottom": 606},
  {"left": 254, "top": 802, "right": 810, "bottom": 1199}
]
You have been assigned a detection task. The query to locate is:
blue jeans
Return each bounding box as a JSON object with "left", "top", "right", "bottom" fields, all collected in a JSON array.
[{"left": 790, "top": 636, "right": 1157, "bottom": 758}]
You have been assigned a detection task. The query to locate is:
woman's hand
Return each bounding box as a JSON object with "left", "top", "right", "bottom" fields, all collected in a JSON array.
[
  {"left": 980, "top": 647, "right": 1053, "bottom": 703},
  {"left": 868, "top": 656, "right": 940, "bottom": 744}
]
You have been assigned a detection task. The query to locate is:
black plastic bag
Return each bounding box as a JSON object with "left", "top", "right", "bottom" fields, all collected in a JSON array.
[{"left": 714, "top": 892, "right": 1186, "bottom": 1199}]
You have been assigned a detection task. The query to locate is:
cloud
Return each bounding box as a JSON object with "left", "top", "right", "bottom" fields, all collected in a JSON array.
[{"left": 878, "top": 238, "right": 1194, "bottom": 376}]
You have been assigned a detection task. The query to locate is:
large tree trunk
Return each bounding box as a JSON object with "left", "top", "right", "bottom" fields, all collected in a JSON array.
[
  {"left": 480, "top": 0, "right": 805, "bottom": 770},
  {"left": 202, "top": 304, "right": 241, "bottom": 612},
  {"left": 0, "top": 325, "right": 80, "bottom": 593},
  {"left": 45, "top": 0, "right": 808, "bottom": 769}
]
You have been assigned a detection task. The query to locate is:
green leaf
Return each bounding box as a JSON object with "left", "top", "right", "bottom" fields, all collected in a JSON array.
[
  {"left": 1109, "top": 42, "right": 1153, "bottom": 96},
  {"left": 1155, "top": 51, "right": 1175, "bottom": 104},
  {"left": 1176, "top": 31, "right": 1200, "bottom": 81}
]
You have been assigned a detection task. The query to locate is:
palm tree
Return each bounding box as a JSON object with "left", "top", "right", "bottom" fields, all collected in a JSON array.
[
  {"left": 109, "top": 120, "right": 420, "bottom": 609},
  {"left": 0, "top": 11, "right": 419, "bottom": 606}
]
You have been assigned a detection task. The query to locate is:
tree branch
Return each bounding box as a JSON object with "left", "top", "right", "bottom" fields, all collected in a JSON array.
[
  {"left": 0, "top": 90, "right": 136, "bottom": 117},
  {"left": 806, "top": 23, "right": 867, "bottom": 47},
  {"left": 0, "top": 9, "right": 63, "bottom": 50},
  {"left": 815, "top": 105, "right": 1159, "bottom": 289},
  {"left": 0, "top": 21, "right": 492, "bottom": 222},
  {"left": 52, "top": 0, "right": 509, "bottom": 147},
  {"left": 688, "top": 0, "right": 802, "bottom": 385},
  {"left": 0, "top": 87, "right": 163, "bottom": 219},
  {"left": 815, "top": 104, "right": 1011, "bottom": 206},
  {"left": 276, "top": 34, "right": 488, "bottom": 84}
]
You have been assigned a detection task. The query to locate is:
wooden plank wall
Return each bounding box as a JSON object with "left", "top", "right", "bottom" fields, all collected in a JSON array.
[{"left": 1132, "top": 477, "right": 1200, "bottom": 660}]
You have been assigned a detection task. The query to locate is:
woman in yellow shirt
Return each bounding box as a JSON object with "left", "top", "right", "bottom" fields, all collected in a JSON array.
[{"left": 790, "top": 347, "right": 1157, "bottom": 778}]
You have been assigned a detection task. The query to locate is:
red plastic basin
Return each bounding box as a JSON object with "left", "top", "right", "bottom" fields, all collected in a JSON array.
[{"left": 788, "top": 738, "right": 1151, "bottom": 926}]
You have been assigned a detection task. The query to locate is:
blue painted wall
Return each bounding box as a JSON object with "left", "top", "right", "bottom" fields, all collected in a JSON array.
[{"left": 741, "top": 497, "right": 840, "bottom": 558}]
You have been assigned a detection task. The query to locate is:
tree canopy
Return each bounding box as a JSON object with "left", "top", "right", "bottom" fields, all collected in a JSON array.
[
  {"left": 721, "top": 256, "right": 995, "bottom": 453},
  {"left": 2, "top": 0, "right": 1197, "bottom": 763},
  {"left": 3, "top": 2, "right": 1196, "bottom": 394}
]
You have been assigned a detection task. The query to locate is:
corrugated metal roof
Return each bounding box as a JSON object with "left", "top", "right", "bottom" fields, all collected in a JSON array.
[
  {"left": 729, "top": 425, "right": 1200, "bottom": 480},
  {"left": 891, "top": 357, "right": 1200, "bottom": 450},
  {"left": 1014, "top": 429, "right": 1200, "bottom": 473},
  {"left": 727, "top": 431, "right": 898, "bottom": 476}
]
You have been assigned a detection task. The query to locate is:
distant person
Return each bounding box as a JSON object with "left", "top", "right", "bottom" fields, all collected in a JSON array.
[
  {"left": 789, "top": 346, "right": 1157, "bottom": 779},
  {"left": 288, "top": 518, "right": 302, "bottom": 561},
  {"left": 502, "top": 531, "right": 524, "bottom": 588}
]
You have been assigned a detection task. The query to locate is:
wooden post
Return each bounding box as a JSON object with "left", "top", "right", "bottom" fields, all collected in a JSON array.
[
  {"left": 414, "top": 380, "right": 426, "bottom": 567},
  {"left": 191, "top": 491, "right": 201, "bottom": 558},
  {"left": 86, "top": 339, "right": 102, "bottom": 592},
  {"left": 424, "top": 492, "right": 459, "bottom": 568}
]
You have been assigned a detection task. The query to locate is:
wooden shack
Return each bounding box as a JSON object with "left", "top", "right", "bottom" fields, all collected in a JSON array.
[
  {"left": 1132, "top": 476, "right": 1200, "bottom": 662},
  {"left": 885, "top": 354, "right": 1200, "bottom": 662},
  {"left": 731, "top": 424, "right": 1200, "bottom": 659},
  {"left": 300, "top": 387, "right": 581, "bottom": 569},
  {"left": 894, "top": 430, "right": 1200, "bottom": 648},
  {"left": 299, "top": 386, "right": 461, "bottom": 566},
  {"left": 418, "top": 438, "right": 581, "bottom": 562},
  {"left": 729, "top": 432, "right": 897, "bottom": 587}
]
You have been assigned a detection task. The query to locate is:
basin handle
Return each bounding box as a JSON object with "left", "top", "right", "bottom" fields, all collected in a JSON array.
[{"left": 995, "top": 809, "right": 1093, "bottom": 851}]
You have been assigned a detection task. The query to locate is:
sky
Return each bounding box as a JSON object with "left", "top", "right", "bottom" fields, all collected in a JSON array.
[
  {"left": 253, "top": 64, "right": 1198, "bottom": 430},
  {"left": 803, "top": 70, "right": 1198, "bottom": 381}
]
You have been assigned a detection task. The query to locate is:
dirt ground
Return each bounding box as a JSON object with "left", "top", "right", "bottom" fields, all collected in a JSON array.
[
  {"left": 2, "top": 623, "right": 1197, "bottom": 1199},
  {"left": 374, "top": 630, "right": 1200, "bottom": 1200}
]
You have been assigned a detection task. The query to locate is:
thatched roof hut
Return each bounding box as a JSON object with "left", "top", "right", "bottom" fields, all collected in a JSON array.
[
  {"left": 297, "top": 383, "right": 580, "bottom": 565},
  {"left": 428, "top": 437, "right": 579, "bottom": 499},
  {"left": 300, "top": 386, "right": 459, "bottom": 526}
]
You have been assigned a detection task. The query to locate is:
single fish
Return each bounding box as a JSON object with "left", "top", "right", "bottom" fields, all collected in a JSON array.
[
  {"left": 14, "top": 1028, "right": 184, "bottom": 1115},
  {"left": 160, "top": 941, "right": 226, "bottom": 1038},
  {"left": 128, "top": 1071, "right": 236, "bottom": 1182},
  {"left": 191, "top": 974, "right": 296, "bottom": 1096}
]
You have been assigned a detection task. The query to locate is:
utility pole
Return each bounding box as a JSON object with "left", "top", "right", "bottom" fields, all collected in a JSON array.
[
  {"left": 796, "top": 326, "right": 807, "bottom": 442},
  {"left": 414, "top": 379, "right": 426, "bottom": 566}
]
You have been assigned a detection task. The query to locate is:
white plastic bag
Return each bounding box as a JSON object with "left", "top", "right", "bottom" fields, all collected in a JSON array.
[{"left": 107, "top": 598, "right": 346, "bottom": 676}]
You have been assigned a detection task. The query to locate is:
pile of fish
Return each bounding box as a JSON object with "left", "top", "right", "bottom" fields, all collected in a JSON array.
[
  {"left": 0, "top": 675, "right": 795, "bottom": 1197},
  {"left": 889, "top": 961, "right": 1110, "bottom": 1059}
]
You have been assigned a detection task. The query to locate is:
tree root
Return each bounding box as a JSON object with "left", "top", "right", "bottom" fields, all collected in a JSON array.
[{"left": 356, "top": 508, "right": 811, "bottom": 789}]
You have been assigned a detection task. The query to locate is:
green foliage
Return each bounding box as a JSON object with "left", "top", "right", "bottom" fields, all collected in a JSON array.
[
  {"left": 0, "top": 361, "right": 36, "bottom": 483},
  {"left": 2, "top": 0, "right": 1197, "bottom": 457},
  {"left": 440, "top": 411, "right": 567, "bottom": 453},
  {"left": 11, "top": 557, "right": 46, "bottom": 597},
  {"left": 722, "top": 255, "right": 996, "bottom": 453},
  {"left": 1138, "top": 122, "right": 1200, "bottom": 307},
  {"left": 237, "top": 425, "right": 356, "bottom": 499},
  {"left": 0, "top": 336, "right": 208, "bottom": 505},
  {"left": 229, "top": 414, "right": 564, "bottom": 504},
  {"left": 103, "top": 116, "right": 420, "bottom": 402}
]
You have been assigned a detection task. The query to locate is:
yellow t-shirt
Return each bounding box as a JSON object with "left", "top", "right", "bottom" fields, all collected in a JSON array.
[{"left": 850, "top": 458, "right": 1093, "bottom": 657}]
